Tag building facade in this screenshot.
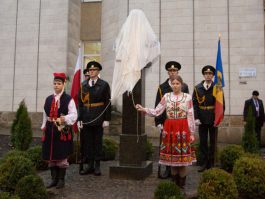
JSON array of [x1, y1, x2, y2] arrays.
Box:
[[0, 0, 265, 143]]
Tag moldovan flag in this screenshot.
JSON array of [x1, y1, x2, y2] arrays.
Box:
[[213, 37, 225, 126], [71, 47, 81, 133]]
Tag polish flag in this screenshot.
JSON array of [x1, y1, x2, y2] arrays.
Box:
[[71, 47, 82, 133]]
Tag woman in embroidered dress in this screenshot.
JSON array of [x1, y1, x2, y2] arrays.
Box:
[[136, 75, 196, 188], [41, 73, 77, 189]]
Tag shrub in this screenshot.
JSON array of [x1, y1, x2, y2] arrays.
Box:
[[242, 106, 259, 153], [146, 139, 154, 160], [27, 146, 48, 170], [13, 102, 32, 151], [220, 145, 244, 173], [0, 156, 35, 191], [102, 138, 118, 161], [0, 150, 28, 164], [0, 192, 20, 199], [233, 156, 265, 198], [154, 181, 184, 199], [10, 100, 27, 147], [198, 168, 238, 199], [15, 175, 48, 199]]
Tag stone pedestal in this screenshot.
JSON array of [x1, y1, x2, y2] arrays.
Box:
[[109, 75, 153, 180]]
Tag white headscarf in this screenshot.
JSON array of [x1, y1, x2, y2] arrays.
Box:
[[111, 9, 160, 104]]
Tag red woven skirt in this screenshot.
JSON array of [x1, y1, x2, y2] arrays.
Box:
[[159, 118, 196, 167]]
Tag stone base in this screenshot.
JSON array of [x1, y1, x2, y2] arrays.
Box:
[[109, 161, 153, 180]]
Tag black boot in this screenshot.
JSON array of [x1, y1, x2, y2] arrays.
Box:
[[179, 176, 186, 189], [56, 168, 66, 189], [46, 166, 58, 188], [80, 160, 95, 175], [171, 174, 180, 186], [198, 163, 208, 172], [94, 160, 101, 176]]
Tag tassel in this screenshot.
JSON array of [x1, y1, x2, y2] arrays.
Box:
[[60, 133, 64, 141], [67, 133, 71, 140], [41, 135, 45, 142]]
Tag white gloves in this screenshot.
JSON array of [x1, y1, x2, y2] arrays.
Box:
[[103, 121, 109, 128], [157, 124, 163, 131], [195, 119, 201, 126], [77, 121, 83, 129]]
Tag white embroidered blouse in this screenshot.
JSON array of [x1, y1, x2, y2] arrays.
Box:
[[145, 92, 196, 133]]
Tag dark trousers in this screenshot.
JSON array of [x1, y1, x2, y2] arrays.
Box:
[[81, 125, 103, 161], [199, 124, 217, 167]]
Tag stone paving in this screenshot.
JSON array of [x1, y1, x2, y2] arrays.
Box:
[[39, 160, 200, 199], [0, 127, 200, 199]]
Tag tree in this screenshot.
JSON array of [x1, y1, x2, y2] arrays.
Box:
[[242, 106, 259, 153], [13, 100, 33, 151]]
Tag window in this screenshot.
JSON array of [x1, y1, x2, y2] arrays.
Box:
[[83, 41, 101, 69]]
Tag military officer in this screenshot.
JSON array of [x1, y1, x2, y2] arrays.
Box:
[[78, 61, 111, 176], [192, 65, 219, 172]]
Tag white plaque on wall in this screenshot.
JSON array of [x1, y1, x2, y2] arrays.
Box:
[[239, 68, 256, 77]]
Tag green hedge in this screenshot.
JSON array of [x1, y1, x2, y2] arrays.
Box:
[[0, 192, 20, 199], [15, 175, 48, 199], [27, 146, 48, 171], [220, 145, 244, 173], [102, 138, 118, 161], [233, 156, 265, 198], [198, 168, 238, 199], [0, 156, 35, 191], [154, 181, 184, 199]]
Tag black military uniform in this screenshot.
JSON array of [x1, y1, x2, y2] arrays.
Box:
[[192, 65, 217, 172], [78, 61, 111, 176], [155, 61, 189, 178]]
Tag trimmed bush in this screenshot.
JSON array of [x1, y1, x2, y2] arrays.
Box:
[[233, 156, 265, 198], [15, 175, 48, 199], [13, 101, 32, 151], [220, 144, 244, 173], [10, 100, 27, 147], [0, 192, 20, 199], [0, 150, 28, 164], [154, 181, 184, 199], [198, 168, 238, 199], [242, 106, 259, 153], [0, 156, 35, 191], [27, 146, 48, 170], [146, 139, 154, 160], [102, 138, 118, 161]]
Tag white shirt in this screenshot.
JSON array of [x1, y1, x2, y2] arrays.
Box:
[[41, 90, 77, 129], [88, 78, 98, 87], [203, 81, 212, 90]]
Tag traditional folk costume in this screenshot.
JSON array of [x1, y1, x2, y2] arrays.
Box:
[[41, 73, 77, 188], [146, 92, 196, 167], [154, 61, 189, 179]]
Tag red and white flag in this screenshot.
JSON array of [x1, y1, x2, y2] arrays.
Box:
[[71, 47, 82, 133]]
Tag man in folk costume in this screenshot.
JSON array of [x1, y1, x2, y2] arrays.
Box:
[[155, 61, 189, 179], [192, 65, 219, 172], [41, 73, 77, 189], [78, 61, 111, 176]]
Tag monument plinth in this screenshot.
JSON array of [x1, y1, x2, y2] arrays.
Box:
[[109, 75, 153, 180]]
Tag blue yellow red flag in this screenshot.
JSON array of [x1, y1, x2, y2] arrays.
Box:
[[213, 36, 225, 126]]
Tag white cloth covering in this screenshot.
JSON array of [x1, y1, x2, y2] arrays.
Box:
[[111, 9, 160, 104]]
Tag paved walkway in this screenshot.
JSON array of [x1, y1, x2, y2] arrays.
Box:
[[0, 127, 200, 199]]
